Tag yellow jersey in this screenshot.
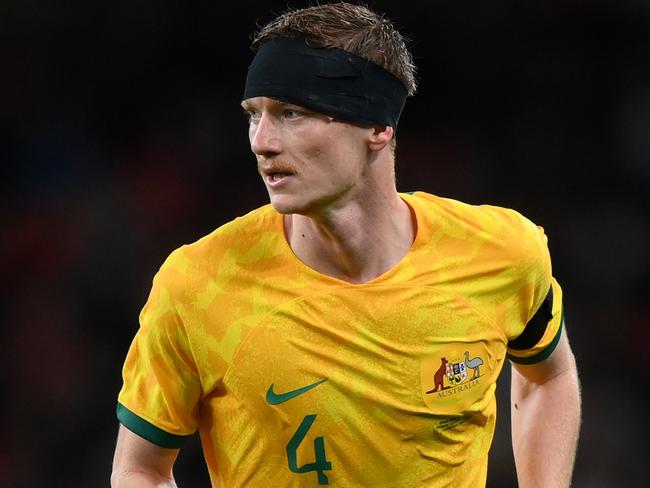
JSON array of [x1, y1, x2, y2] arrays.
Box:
[[117, 191, 563, 487]]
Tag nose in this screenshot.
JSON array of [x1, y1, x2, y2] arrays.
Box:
[[250, 112, 281, 158]]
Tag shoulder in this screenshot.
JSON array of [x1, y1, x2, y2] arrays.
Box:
[[408, 191, 537, 232], [153, 204, 283, 293], [183, 204, 280, 260], [407, 191, 552, 275]]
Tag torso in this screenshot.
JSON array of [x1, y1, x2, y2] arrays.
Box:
[[176, 192, 548, 486]]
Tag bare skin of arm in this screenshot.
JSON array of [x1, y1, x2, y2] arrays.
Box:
[[511, 327, 582, 488], [111, 424, 180, 488]]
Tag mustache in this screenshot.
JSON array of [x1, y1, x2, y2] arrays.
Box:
[[257, 160, 297, 174]]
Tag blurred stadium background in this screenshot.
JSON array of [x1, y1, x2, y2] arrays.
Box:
[[1, 0, 648, 486]]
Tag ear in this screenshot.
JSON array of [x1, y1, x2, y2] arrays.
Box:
[[367, 125, 394, 151]]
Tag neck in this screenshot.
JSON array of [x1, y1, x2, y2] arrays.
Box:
[[285, 188, 415, 284]]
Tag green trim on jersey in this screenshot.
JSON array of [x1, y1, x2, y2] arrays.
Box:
[[507, 317, 563, 365], [116, 403, 192, 449]]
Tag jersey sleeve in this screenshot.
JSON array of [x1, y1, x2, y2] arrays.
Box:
[[505, 222, 564, 365], [506, 276, 564, 364], [117, 248, 201, 448]]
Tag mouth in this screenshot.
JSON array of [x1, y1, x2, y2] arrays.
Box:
[[261, 168, 295, 185], [268, 172, 292, 181]]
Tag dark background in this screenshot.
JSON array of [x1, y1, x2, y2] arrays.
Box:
[[2, 0, 648, 486]]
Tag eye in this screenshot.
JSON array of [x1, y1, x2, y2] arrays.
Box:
[[244, 109, 261, 124], [282, 109, 301, 120]]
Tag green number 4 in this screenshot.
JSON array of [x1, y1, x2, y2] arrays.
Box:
[[286, 414, 332, 485]]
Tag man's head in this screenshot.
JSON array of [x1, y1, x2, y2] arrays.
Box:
[[242, 3, 417, 215]]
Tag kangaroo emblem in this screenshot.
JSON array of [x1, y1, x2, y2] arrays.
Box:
[[426, 357, 450, 393]]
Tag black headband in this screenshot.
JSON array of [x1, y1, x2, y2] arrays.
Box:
[[243, 38, 408, 128]]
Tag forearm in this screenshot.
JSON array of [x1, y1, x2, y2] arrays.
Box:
[[511, 362, 581, 488]]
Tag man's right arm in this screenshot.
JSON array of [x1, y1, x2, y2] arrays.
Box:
[[111, 424, 180, 488]]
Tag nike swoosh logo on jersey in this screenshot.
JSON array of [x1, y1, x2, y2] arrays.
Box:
[[266, 379, 327, 405]]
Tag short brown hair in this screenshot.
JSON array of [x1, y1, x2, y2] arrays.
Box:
[[252, 2, 417, 96]]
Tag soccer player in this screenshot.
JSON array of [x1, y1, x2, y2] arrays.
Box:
[[111, 3, 581, 487]]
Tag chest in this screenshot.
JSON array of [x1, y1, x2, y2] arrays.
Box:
[[215, 285, 507, 418]]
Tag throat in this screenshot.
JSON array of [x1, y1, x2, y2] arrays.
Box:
[[284, 200, 416, 284]]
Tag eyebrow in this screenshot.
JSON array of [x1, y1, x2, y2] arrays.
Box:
[[241, 99, 305, 111]]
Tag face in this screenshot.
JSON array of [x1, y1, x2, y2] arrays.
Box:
[[242, 97, 372, 216]]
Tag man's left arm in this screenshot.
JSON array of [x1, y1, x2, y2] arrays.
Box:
[[510, 325, 581, 488]]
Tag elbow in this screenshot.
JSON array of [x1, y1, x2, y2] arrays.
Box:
[[110, 468, 177, 488], [110, 468, 125, 488]]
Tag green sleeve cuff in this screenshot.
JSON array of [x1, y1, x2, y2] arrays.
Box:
[[116, 403, 193, 449], [507, 317, 563, 365]]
